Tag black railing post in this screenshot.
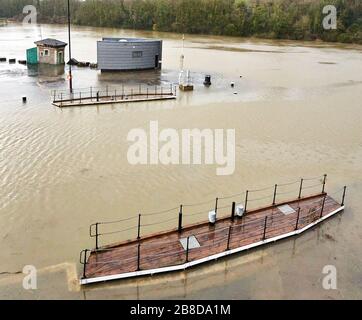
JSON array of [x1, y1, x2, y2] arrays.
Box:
[[322, 174, 327, 194], [147, 88, 149, 98], [295, 207, 301, 230], [96, 91, 99, 102], [214, 197, 219, 214], [82, 249, 88, 279], [320, 194, 327, 218], [341, 186, 347, 206], [244, 190, 249, 213], [185, 236, 190, 262], [226, 226, 232, 251], [95, 223, 99, 250], [106, 85, 108, 97], [298, 178, 304, 199], [178, 205, 183, 233], [139, 84, 141, 95], [263, 216, 268, 240], [231, 202, 236, 221], [137, 242, 141, 271], [272, 184, 278, 205], [137, 214, 141, 240], [79, 92, 81, 103]]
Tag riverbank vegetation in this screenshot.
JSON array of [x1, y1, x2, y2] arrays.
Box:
[[1, 0, 361, 44]]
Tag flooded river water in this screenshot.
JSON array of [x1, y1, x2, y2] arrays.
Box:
[[0, 23, 361, 299]]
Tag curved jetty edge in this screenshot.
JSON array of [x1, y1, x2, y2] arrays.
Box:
[[79, 178, 347, 285]]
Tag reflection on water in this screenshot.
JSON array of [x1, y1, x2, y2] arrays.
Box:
[[0, 23, 361, 299]]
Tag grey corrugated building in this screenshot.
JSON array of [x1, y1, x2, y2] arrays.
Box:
[[97, 37, 162, 72]]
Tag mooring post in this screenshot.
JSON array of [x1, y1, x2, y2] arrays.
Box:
[[320, 194, 327, 218], [272, 184, 278, 205], [95, 222, 99, 250], [178, 205, 183, 233], [226, 226, 232, 251], [137, 214, 141, 240], [263, 216, 268, 240], [322, 174, 327, 194], [231, 202, 236, 221], [185, 236, 190, 262], [298, 178, 304, 199], [295, 207, 301, 230], [341, 186, 347, 206], [214, 197, 219, 214], [137, 242, 141, 271], [244, 190, 249, 213]]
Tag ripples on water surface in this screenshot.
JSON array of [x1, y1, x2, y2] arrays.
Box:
[[0, 23, 362, 299]]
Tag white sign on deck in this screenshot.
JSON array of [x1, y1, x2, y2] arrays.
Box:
[[180, 235, 201, 250], [278, 204, 296, 215]]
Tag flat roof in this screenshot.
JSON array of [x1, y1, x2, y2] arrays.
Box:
[[101, 37, 161, 43]]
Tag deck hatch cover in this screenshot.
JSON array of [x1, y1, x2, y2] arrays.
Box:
[[179, 235, 200, 250], [278, 204, 296, 215]]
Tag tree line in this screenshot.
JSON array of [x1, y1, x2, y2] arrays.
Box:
[[0, 0, 361, 44]]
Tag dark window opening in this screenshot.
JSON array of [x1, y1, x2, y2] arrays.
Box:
[[132, 51, 143, 58]]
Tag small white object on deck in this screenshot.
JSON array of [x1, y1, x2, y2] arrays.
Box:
[[235, 204, 245, 217], [278, 204, 296, 215], [179, 235, 201, 250], [208, 210, 217, 224]]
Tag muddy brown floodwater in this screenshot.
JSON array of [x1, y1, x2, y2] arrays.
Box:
[[0, 23, 361, 299]]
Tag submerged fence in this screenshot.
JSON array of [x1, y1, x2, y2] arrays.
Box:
[[51, 84, 177, 105], [79, 175, 347, 278]]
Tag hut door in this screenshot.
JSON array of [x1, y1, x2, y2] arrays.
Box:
[[58, 51, 63, 64], [155, 55, 159, 68]]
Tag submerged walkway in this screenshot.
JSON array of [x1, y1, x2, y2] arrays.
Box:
[[80, 191, 344, 285]]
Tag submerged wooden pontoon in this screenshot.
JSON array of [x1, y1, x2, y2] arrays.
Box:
[[52, 84, 176, 108], [80, 176, 346, 285]]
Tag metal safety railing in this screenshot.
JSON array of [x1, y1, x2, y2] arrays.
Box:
[[80, 185, 347, 279], [51, 84, 177, 105]]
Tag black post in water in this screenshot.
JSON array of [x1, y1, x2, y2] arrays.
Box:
[[263, 216, 268, 240], [244, 190, 249, 213], [231, 202, 236, 221], [298, 178, 304, 199], [226, 226, 232, 251], [295, 208, 301, 230], [341, 186, 347, 206], [322, 174, 327, 194], [214, 197, 219, 214], [178, 205, 183, 233], [137, 242, 141, 271], [272, 184, 278, 205], [185, 236, 190, 262], [137, 214, 141, 240], [96, 92, 99, 102], [320, 195, 327, 218], [95, 223, 99, 250]]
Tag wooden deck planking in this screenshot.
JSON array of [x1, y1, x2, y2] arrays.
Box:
[[84, 194, 341, 280]]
